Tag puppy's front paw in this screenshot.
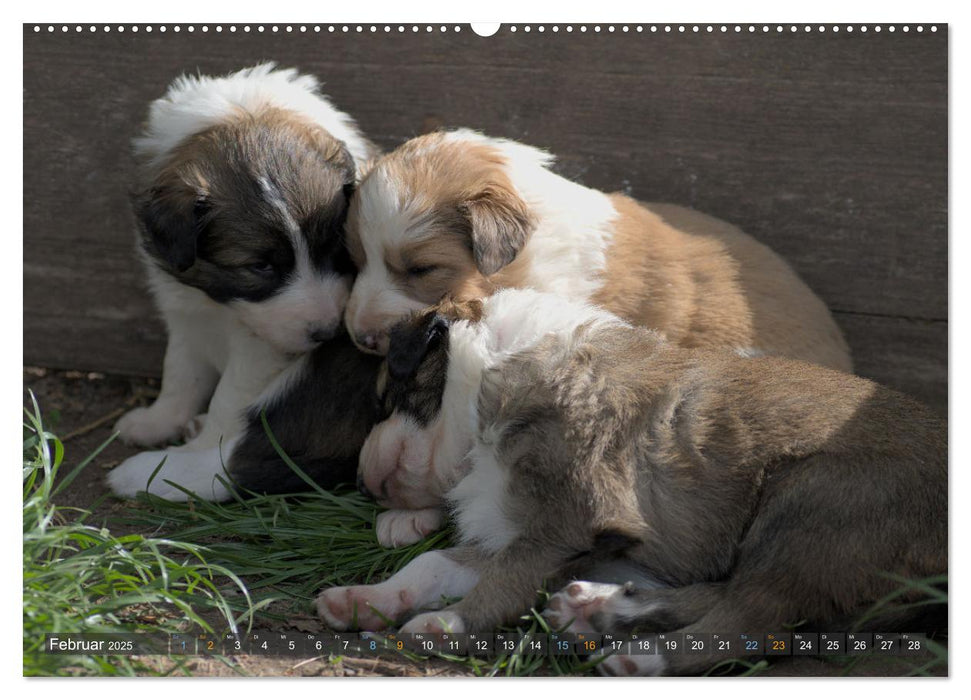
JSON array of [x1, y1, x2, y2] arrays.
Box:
[[316, 585, 408, 631], [399, 610, 466, 635], [544, 581, 625, 633], [106, 446, 231, 502], [376, 508, 445, 548], [115, 406, 187, 447]]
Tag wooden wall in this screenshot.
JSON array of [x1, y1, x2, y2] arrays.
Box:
[[23, 24, 947, 413]]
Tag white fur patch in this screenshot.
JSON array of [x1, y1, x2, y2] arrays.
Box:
[[134, 62, 371, 172], [448, 439, 518, 554], [230, 271, 350, 355], [733, 346, 767, 359], [107, 438, 239, 502]]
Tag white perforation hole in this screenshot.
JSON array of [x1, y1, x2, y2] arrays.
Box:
[[471, 23, 498, 36]]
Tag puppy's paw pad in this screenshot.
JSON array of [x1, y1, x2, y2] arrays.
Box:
[[599, 653, 666, 677], [316, 585, 397, 632], [399, 610, 466, 635], [115, 406, 185, 447], [376, 509, 444, 548], [544, 581, 624, 632]]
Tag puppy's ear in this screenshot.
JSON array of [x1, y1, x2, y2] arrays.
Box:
[[461, 182, 535, 276], [387, 312, 450, 380], [135, 184, 208, 273]]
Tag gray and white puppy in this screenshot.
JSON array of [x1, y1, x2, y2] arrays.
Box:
[[317, 289, 946, 676]]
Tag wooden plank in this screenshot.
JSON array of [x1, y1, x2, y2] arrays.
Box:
[[834, 313, 947, 415], [23, 26, 947, 407]]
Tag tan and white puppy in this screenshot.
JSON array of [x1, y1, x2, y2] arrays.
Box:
[[319, 290, 946, 676], [109, 63, 377, 498], [343, 129, 851, 376]]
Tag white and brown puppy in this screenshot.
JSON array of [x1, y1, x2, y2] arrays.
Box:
[[343, 129, 851, 376], [318, 290, 946, 676], [109, 63, 377, 498]]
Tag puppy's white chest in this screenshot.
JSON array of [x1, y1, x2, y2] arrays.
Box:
[[448, 439, 519, 554]]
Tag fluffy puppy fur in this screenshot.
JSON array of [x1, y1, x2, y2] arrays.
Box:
[[319, 290, 945, 676], [109, 63, 378, 497], [343, 129, 851, 376]]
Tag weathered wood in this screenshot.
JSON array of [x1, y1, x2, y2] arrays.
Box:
[[23, 25, 947, 411]]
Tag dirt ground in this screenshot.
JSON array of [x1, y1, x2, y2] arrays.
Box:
[[23, 367, 946, 678]]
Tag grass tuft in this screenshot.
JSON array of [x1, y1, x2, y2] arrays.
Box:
[[23, 392, 255, 676]]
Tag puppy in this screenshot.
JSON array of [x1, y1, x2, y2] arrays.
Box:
[[343, 129, 851, 379], [318, 290, 945, 676], [109, 63, 378, 497]]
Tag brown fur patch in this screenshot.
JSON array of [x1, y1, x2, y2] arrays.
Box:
[[593, 197, 852, 371]]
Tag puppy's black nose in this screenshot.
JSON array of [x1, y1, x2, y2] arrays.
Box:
[[356, 472, 373, 499]]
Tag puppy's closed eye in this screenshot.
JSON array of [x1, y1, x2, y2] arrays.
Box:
[[247, 261, 276, 276], [406, 264, 438, 277]]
